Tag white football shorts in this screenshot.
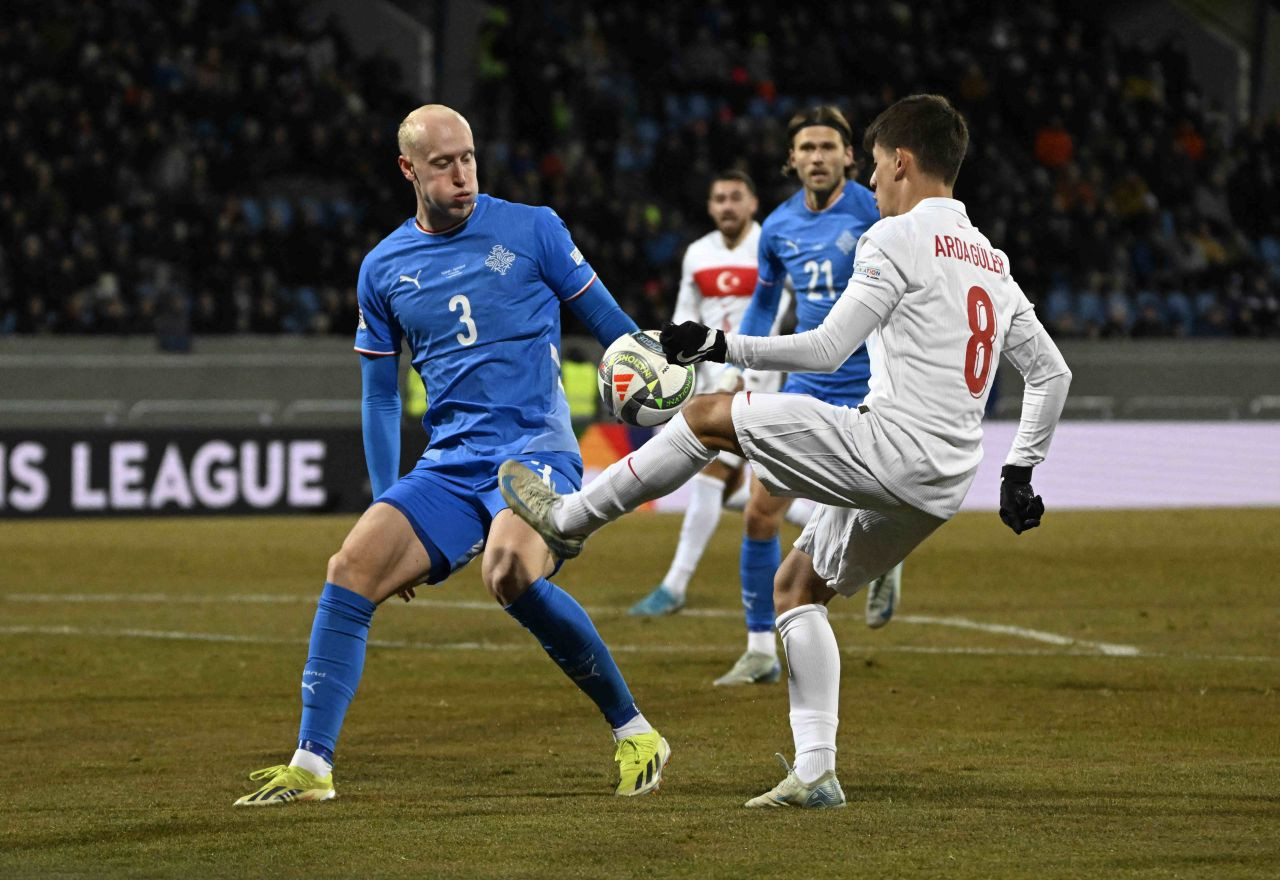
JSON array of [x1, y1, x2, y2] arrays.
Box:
[[730, 390, 944, 595], [695, 365, 782, 469]]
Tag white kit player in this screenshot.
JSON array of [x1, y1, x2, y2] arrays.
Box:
[[629, 170, 812, 618], [498, 94, 1071, 808]]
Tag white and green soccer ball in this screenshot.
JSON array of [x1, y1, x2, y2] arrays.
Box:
[[597, 331, 696, 427]]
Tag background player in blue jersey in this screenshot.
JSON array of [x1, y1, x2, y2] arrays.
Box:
[[234, 105, 669, 806], [712, 106, 905, 687]]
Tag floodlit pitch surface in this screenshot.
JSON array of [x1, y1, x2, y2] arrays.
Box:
[[2, 510, 1277, 879]]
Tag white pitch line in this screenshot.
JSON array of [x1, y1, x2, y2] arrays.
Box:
[[0, 624, 1275, 664], [894, 614, 1141, 657], [3, 591, 1142, 656]]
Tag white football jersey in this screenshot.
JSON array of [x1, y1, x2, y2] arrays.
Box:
[[844, 197, 1044, 515], [672, 223, 762, 332], [673, 221, 787, 393]]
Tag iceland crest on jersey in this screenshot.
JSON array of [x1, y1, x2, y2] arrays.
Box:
[[485, 244, 516, 275], [836, 229, 858, 255]]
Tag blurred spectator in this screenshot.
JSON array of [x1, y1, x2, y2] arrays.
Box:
[[1034, 117, 1074, 169], [0, 0, 413, 338], [0, 0, 1276, 339], [474, 0, 1277, 338]]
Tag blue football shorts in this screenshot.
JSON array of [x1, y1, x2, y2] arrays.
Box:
[[377, 451, 582, 585]]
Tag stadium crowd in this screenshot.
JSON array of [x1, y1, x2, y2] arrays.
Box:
[[1, 0, 1277, 339]]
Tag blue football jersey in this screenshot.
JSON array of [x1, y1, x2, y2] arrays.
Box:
[[758, 183, 880, 404], [355, 194, 597, 464]]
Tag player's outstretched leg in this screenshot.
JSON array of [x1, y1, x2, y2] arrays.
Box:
[[234, 582, 373, 806], [235, 503, 426, 808], [864, 561, 904, 629], [504, 577, 670, 795], [499, 411, 717, 556]]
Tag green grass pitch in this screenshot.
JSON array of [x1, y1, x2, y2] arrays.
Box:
[[2, 509, 1277, 879]]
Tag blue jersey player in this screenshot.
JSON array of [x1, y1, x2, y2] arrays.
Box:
[[712, 107, 906, 687], [234, 105, 670, 806]]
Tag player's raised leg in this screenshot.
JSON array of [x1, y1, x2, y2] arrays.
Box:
[[235, 503, 430, 806], [499, 394, 740, 554], [485, 508, 670, 796], [631, 458, 742, 616]]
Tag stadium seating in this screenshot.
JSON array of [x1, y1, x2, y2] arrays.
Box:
[[0, 0, 1275, 338]]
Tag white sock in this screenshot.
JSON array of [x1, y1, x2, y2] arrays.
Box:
[[723, 479, 749, 512], [747, 628, 777, 657], [554, 413, 716, 534], [784, 497, 816, 527], [612, 710, 654, 741], [290, 747, 332, 777], [661, 473, 726, 600], [795, 748, 835, 782], [777, 604, 840, 784]]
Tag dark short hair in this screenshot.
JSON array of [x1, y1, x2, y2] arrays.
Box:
[[862, 94, 969, 185], [784, 105, 856, 179], [711, 169, 757, 196]]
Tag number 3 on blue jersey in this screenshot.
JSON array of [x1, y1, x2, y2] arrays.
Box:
[[449, 294, 478, 345]]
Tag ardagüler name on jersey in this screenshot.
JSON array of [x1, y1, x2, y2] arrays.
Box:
[[934, 235, 1005, 275]]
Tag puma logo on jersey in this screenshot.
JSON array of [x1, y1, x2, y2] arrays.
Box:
[[398, 270, 422, 289]]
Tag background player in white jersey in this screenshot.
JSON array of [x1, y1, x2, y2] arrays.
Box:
[[498, 94, 1071, 809], [629, 170, 812, 618]]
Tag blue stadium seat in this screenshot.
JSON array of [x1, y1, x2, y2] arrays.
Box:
[[1106, 291, 1134, 330], [1044, 287, 1073, 323], [1135, 289, 1161, 312], [240, 198, 265, 233], [267, 198, 295, 230], [1166, 291, 1193, 335], [1258, 234, 1280, 281], [1076, 291, 1105, 327]]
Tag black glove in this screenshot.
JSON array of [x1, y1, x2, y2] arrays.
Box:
[[659, 321, 727, 365], [999, 464, 1045, 535]]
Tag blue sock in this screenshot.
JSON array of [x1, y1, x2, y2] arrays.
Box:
[[505, 578, 639, 728], [297, 582, 376, 761], [740, 536, 780, 634]]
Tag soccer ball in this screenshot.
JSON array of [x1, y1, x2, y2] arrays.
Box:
[[597, 331, 696, 427]]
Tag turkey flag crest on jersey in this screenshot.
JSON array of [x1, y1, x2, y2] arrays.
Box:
[[673, 222, 761, 333]]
